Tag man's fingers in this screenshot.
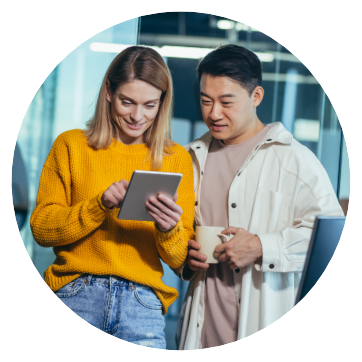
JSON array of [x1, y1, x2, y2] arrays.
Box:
[[188, 239, 200, 250], [189, 258, 209, 271], [219, 251, 231, 263], [189, 249, 207, 262], [221, 226, 239, 235], [214, 243, 226, 254]]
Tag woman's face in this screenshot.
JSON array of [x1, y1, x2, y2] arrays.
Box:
[[106, 79, 162, 145]]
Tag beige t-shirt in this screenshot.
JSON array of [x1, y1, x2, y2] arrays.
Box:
[[200, 126, 269, 348]]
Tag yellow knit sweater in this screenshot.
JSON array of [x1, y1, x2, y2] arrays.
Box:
[[30, 129, 195, 314]]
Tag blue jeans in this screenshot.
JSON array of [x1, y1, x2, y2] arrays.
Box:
[[55, 274, 166, 349]]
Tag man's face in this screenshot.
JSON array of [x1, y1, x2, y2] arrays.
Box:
[[200, 74, 262, 145]]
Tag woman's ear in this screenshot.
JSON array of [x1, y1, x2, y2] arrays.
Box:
[[105, 79, 112, 103]]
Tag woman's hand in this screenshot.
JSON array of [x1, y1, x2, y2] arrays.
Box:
[[146, 193, 183, 232], [101, 180, 129, 209]]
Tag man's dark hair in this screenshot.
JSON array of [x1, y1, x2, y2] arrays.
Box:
[[197, 44, 262, 96]]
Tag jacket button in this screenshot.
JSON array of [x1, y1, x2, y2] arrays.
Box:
[[239, 298, 241, 303], [195, 201, 198, 206], [269, 264, 275, 269], [197, 323, 199, 327], [235, 268, 240, 273], [201, 171, 204, 175], [196, 146, 201, 149], [231, 203, 237, 208], [267, 139, 272, 141]]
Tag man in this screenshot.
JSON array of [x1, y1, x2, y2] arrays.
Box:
[[175, 44, 344, 349]]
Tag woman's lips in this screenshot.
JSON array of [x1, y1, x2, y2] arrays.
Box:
[[125, 121, 143, 130]]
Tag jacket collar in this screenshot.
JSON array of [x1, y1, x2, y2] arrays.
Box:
[[187, 122, 293, 152]]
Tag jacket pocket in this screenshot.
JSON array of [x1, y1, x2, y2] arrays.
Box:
[[249, 188, 292, 234]]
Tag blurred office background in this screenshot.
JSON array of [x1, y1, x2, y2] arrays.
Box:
[[12, 12, 350, 349]]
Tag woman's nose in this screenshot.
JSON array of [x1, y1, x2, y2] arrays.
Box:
[[131, 106, 143, 123]]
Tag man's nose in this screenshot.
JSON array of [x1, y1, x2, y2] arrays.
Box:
[[209, 103, 223, 121], [131, 106, 143, 123]]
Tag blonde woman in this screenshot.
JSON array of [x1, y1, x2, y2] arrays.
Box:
[[30, 46, 195, 349]]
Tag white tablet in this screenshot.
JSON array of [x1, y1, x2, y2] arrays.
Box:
[[117, 170, 183, 222]]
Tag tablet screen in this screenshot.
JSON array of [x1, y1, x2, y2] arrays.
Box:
[[117, 170, 183, 222]]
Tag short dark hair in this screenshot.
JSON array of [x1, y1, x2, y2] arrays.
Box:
[[197, 44, 262, 95]]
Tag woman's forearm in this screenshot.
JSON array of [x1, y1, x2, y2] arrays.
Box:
[[30, 191, 113, 247]]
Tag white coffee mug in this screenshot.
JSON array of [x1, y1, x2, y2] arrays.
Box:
[[195, 226, 232, 264]]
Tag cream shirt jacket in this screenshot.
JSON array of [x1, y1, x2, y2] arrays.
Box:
[[175, 122, 344, 350]]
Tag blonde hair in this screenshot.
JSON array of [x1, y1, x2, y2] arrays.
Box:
[[84, 46, 174, 169]]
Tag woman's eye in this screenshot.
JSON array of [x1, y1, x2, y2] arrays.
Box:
[[145, 104, 155, 109], [122, 101, 132, 106]]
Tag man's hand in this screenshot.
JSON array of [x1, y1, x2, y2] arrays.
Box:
[[214, 227, 262, 269], [186, 239, 209, 271]]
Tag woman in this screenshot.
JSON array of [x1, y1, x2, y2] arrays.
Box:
[[30, 46, 195, 349]]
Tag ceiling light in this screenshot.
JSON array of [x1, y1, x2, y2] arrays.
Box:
[[216, 20, 235, 30], [89, 43, 274, 62], [254, 52, 274, 62], [159, 46, 211, 59]]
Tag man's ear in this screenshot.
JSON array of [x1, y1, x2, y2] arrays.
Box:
[[105, 79, 112, 103], [252, 86, 264, 107]]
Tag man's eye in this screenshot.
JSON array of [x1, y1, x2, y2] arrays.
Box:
[[202, 100, 211, 104]]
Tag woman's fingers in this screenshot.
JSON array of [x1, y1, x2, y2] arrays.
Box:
[[101, 192, 118, 209], [146, 196, 181, 230], [146, 200, 176, 221], [146, 204, 177, 231], [157, 194, 183, 215], [146, 208, 170, 230], [101, 179, 129, 209]]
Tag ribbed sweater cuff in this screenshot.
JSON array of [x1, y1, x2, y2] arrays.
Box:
[[154, 220, 182, 242], [87, 191, 114, 221]]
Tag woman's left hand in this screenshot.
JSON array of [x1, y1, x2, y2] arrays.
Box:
[[146, 193, 183, 232]]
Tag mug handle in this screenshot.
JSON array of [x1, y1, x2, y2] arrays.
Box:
[[216, 233, 232, 243]]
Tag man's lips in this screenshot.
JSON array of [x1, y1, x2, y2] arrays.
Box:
[[210, 123, 227, 131]]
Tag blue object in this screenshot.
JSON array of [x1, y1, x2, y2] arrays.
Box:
[[295, 216, 346, 304]]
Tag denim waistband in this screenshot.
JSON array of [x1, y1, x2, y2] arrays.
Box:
[[82, 274, 135, 287]]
